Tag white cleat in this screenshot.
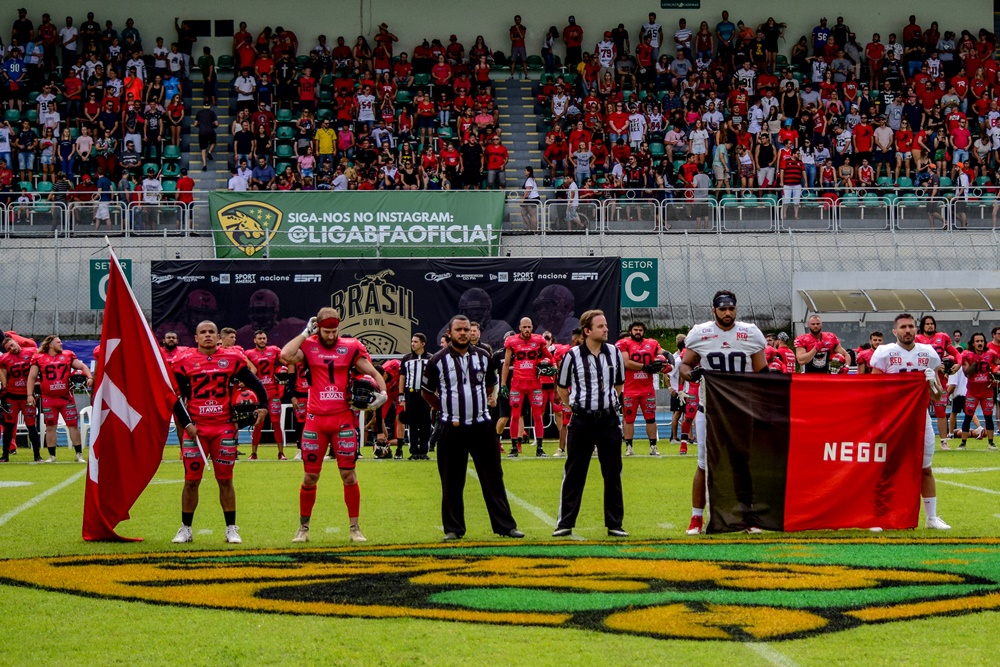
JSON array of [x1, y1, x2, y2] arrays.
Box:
[[171, 525, 193, 543], [75, 453, 85, 463], [869, 527, 884, 533], [745, 526, 763, 534], [624, 445, 634, 457], [349, 525, 367, 542], [649, 444, 660, 457], [324, 453, 335, 461], [225, 525, 243, 544], [46, 456, 56, 463], [292, 525, 310, 543], [293, 451, 303, 461], [926, 516, 951, 530], [552, 448, 566, 457]]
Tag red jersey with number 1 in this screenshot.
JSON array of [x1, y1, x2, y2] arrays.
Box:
[[301, 336, 371, 415], [31, 351, 78, 398], [247, 345, 283, 396], [173, 350, 250, 425], [504, 334, 553, 382], [616, 337, 662, 394]]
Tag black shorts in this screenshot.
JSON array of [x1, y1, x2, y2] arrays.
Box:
[[499, 395, 511, 419], [952, 396, 966, 415], [670, 393, 682, 412], [198, 132, 216, 149]]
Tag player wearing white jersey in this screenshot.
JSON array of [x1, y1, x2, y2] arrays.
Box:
[[678, 291, 767, 535], [869, 313, 951, 530]]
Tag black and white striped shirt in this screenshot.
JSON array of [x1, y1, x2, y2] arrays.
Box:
[[400, 351, 432, 392], [557, 342, 625, 412], [422, 345, 495, 425]]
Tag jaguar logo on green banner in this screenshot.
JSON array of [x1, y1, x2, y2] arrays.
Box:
[[209, 191, 505, 258]]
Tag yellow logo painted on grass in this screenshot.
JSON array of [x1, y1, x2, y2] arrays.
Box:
[[3, 539, 1000, 641], [217, 201, 282, 257]]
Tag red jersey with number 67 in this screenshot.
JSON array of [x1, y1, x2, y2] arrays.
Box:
[[616, 337, 662, 394], [247, 345, 283, 396], [301, 336, 371, 415], [31, 351, 78, 398], [505, 334, 553, 383], [173, 350, 250, 425]]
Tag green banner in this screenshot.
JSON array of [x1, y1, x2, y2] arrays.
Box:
[[209, 191, 504, 258]]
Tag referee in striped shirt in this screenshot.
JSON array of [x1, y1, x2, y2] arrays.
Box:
[[422, 315, 524, 541], [553, 309, 628, 538], [400, 334, 433, 459]]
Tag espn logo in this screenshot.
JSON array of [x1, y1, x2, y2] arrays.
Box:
[[571, 272, 598, 281], [295, 274, 323, 283]]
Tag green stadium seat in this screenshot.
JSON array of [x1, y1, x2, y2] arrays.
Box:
[[896, 176, 913, 189], [649, 143, 665, 157], [296, 56, 309, 68], [28, 91, 40, 104], [217, 55, 234, 71], [4, 109, 20, 123], [876, 176, 894, 188], [317, 89, 334, 104], [69, 128, 80, 140], [274, 161, 293, 174], [841, 193, 859, 206], [161, 163, 181, 178], [975, 176, 992, 187], [719, 193, 738, 206], [276, 109, 294, 124], [17, 181, 33, 192], [35, 181, 54, 194], [436, 127, 454, 140], [320, 74, 334, 88], [562, 73, 577, 85], [274, 145, 295, 159], [395, 90, 412, 106], [24, 110, 38, 123], [276, 126, 294, 141], [526, 55, 545, 71], [413, 73, 431, 87], [741, 193, 758, 206], [316, 108, 333, 120], [163, 144, 182, 161], [161, 179, 178, 193], [776, 55, 789, 68], [862, 193, 881, 207]]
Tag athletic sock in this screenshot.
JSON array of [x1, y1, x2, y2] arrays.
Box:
[[224, 510, 236, 526], [181, 511, 194, 527], [692, 508, 704, 517], [47, 446, 56, 457], [73, 445, 82, 454], [300, 484, 317, 521], [923, 496, 937, 519], [535, 437, 543, 450], [990, 439, 995, 446], [650, 439, 657, 449], [344, 482, 360, 520], [961, 439, 967, 446], [624, 439, 633, 449]]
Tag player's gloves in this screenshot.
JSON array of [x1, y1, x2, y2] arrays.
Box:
[[640, 363, 656, 374], [924, 368, 943, 394], [369, 391, 388, 411], [677, 390, 690, 401], [537, 360, 558, 376], [499, 386, 510, 399], [991, 371, 1000, 384], [688, 367, 704, 383], [942, 358, 955, 374], [302, 317, 318, 337]]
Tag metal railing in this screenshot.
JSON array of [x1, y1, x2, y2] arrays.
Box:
[[2, 187, 997, 238]]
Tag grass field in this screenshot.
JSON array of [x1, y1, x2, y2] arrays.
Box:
[[2, 438, 1000, 666]]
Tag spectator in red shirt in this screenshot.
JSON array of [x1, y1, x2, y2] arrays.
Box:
[[392, 53, 414, 89], [176, 167, 195, 229], [484, 136, 509, 189], [543, 136, 569, 179], [298, 67, 317, 112], [563, 16, 584, 67]]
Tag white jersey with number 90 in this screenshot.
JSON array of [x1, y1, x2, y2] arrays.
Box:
[[684, 320, 767, 404]]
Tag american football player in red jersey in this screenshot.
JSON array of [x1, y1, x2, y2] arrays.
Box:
[[500, 317, 555, 458], [615, 321, 670, 456], [160, 331, 191, 446], [795, 315, 850, 373], [854, 331, 883, 374], [772, 332, 797, 373], [961, 333, 999, 450], [916, 316, 962, 449], [26, 336, 93, 463], [551, 328, 583, 457], [281, 307, 387, 544], [246, 330, 286, 460], [0, 333, 41, 462]]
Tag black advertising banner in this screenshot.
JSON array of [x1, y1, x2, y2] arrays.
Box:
[[150, 258, 620, 353]]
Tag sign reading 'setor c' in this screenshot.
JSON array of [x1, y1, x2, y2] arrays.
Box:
[[620, 259, 658, 308]]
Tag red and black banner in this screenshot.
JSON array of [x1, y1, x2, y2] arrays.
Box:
[[704, 373, 928, 533]]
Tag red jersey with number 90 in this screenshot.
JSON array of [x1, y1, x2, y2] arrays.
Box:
[[173, 350, 249, 425], [505, 334, 554, 382], [247, 345, 283, 396], [301, 336, 371, 415], [31, 351, 77, 398], [616, 337, 662, 394]]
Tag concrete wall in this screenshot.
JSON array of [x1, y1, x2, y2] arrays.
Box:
[[4, 230, 999, 350], [8, 0, 990, 67]]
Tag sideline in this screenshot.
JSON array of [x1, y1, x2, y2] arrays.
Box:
[[0, 469, 87, 528], [937, 479, 1000, 496], [744, 643, 801, 667], [467, 467, 586, 541]]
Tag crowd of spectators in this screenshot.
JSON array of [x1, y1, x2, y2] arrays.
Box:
[[2, 8, 999, 208]]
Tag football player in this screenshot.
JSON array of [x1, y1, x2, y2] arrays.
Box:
[[0, 334, 41, 462], [235, 289, 307, 349], [679, 291, 767, 536], [550, 328, 582, 457], [855, 331, 883, 374], [870, 313, 951, 529], [171, 321, 268, 544], [26, 336, 93, 463], [501, 317, 555, 458], [916, 316, 962, 450], [281, 307, 387, 544], [772, 332, 797, 373], [246, 330, 286, 460], [160, 331, 191, 446], [616, 321, 670, 456], [961, 333, 999, 451], [794, 315, 850, 374]]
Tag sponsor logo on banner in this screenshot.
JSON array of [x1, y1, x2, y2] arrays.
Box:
[[571, 272, 599, 281], [456, 274, 483, 280], [235, 274, 256, 284], [497, 272, 509, 282], [219, 274, 231, 284], [294, 274, 322, 283], [177, 276, 205, 283], [150, 274, 174, 285], [6, 541, 1000, 642], [513, 272, 533, 282], [259, 275, 290, 282], [537, 273, 568, 280], [424, 273, 452, 282], [216, 201, 283, 257], [330, 269, 418, 355]]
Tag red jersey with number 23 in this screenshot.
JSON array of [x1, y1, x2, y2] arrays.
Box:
[[301, 336, 371, 415], [505, 334, 553, 383], [173, 350, 250, 425], [616, 337, 662, 394], [31, 351, 78, 398]]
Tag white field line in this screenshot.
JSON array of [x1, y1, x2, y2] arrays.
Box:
[[0, 469, 86, 527], [467, 467, 585, 541], [937, 479, 1000, 495], [744, 643, 801, 667]]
